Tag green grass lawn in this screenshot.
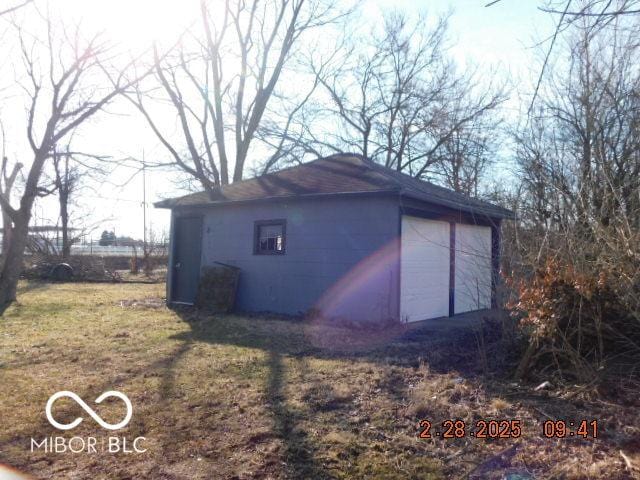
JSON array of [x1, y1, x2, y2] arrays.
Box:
[[0, 282, 637, 479]]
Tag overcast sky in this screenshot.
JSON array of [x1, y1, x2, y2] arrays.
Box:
[[2, 0, 555, 240]]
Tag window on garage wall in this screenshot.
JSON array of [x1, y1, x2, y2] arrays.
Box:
[[254, 220, 286, 254]]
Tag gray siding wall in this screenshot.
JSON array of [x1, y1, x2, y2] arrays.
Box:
[[196, 195, 400, 323], [166, 209, 175, 302]]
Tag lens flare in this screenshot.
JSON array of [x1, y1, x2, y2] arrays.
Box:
[[305, 238, 407, 351]]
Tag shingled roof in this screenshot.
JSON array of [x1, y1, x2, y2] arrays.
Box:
[[155, 153, 514, 219]]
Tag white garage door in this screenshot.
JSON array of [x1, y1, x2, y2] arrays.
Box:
[[455, 224, 492, 314], [400, 216, 450, 322]]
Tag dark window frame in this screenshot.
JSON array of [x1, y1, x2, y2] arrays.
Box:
[[253, 219, 286, 255]]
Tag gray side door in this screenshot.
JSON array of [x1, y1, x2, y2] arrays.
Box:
[[171, 216, 203, 304]]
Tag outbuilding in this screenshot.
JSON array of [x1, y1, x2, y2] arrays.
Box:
[[156, 154, 513, 324]]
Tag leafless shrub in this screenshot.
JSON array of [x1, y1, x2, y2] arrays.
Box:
[[508, 256, 640, 382], [507, 16, 640, 383]]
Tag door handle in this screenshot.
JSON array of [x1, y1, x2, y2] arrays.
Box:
[[175, 262, 181, 269]]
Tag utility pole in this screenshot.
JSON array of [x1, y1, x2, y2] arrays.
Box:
[[142, 150, 147, 255]]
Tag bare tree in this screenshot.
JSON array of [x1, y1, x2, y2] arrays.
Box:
[[128, 0, 351, 195], [516, 20, 640, 232], [487, 0, 640, 21], [0, 125, 22, 264], [0, 1, 32, 257], [506, 1, 639, 114], [0, 14, 137, 312], [307, 12, 506, 192], [51, 147, 80, 259], [0, 159, 21, 260], [508, 16, 640, 378], [540, 0, 640, 22], [433, 115, 499, 197]]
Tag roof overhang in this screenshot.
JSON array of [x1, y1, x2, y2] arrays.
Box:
[[400, 191, 515, 221], [154, 189, 399, 209], [156, 188, 515, 222]]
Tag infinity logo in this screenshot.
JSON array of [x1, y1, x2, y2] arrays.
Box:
[[45, 391, 133, 431]]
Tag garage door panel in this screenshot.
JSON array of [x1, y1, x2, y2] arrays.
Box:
[[454, 224, 492, 314], [400, 216, 450, 322]]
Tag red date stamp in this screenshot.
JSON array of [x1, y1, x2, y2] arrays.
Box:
[[418, 419, 522, 439]]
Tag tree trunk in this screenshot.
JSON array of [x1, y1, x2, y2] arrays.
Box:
[[0, 160, 22, 270], [60, 194, 69, 259], [0, 215, 29, 314], [53, 150, 72, 260], [0, 150, 43, 314], [1, 210, 11, 267]]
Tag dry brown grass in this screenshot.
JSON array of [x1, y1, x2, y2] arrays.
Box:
[[0, 281, 638, 479]]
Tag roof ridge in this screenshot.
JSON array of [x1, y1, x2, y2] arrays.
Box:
[[365, 159, 456, 193], [209, 152, 368, 190], [365, 159, 508, 212], [362, 159, 464, 203]]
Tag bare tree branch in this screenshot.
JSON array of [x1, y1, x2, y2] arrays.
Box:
[[0, 0, 32, 16], [132, 0, 353, 194]]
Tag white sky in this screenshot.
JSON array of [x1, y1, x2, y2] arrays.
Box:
[[2, 0, 555, 239]]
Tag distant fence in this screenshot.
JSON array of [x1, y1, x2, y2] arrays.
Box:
[[0, 235, 168, 258], [70, 245, 168, 257]]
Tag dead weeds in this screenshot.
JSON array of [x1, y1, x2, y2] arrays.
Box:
[[119, 297, 165, 309]]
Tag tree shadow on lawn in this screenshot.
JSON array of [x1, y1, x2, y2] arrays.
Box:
[[1, 306, 338, 478], [168, 308, 499, 374], [167, 311, 425, 479], [171, 309, 343, 478], [263, 350, 333, 479], [167, 309, 619, 478], [166, 312, 468, 474], [146, 337, 328, 479]]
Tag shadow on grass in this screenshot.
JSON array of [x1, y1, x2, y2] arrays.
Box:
[[189, 310, 335, 475], [168, 308, 495, 373], [265, 350, 333, 479], [166, 309, 606, 475], [164, 310, 493, 478]]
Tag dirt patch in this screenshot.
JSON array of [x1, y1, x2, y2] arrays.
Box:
[[119, 297, 166, 309]]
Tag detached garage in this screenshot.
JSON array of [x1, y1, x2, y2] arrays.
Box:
[[157, 154, 513, 324]]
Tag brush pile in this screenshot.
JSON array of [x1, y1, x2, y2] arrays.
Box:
[[507, 251, 640, 383]]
